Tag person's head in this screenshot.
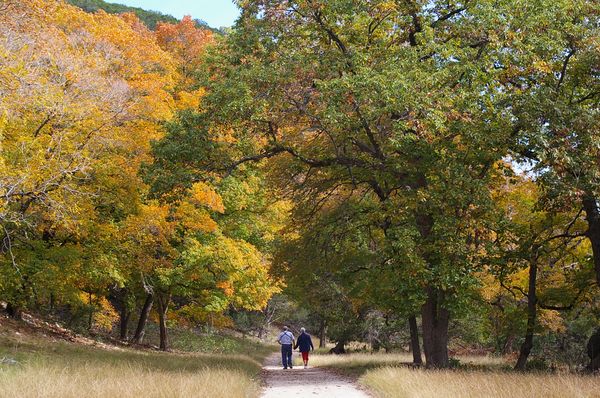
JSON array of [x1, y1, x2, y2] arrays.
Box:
[[283, 325, 288, 331], [300, 327, 306, 333]]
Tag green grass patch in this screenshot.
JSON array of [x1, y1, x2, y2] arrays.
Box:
[[169, 327, 276, 362]]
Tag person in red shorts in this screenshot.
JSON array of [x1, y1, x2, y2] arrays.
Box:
[[294, 327, 314, 369]]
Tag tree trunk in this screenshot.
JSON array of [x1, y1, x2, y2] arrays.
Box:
[[409, 314, 423, 365], [108, 288, 131, 341], [132, 292, 153, 344], [515, 258, 538, 370], [119, 306, 131, 341], [586, 328, 600, 371], [421, 287, 449, 368], [329, 340, 346, 354], [87, 293, 94, 331], [502, 334, 515, 355], [6, 302, 22, 320], [156, 293, 170, 351], [319, 318, 327, 348], [581, 196, 600, 370], [583, 196, 600, 284]]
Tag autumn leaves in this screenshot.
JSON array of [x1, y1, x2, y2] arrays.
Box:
[[0, 0, 280, 349]]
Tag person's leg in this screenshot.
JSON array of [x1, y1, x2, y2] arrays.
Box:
[[302, 351, 309, 367], [288, 345, 293, 369], [281, 346, 287, 368]]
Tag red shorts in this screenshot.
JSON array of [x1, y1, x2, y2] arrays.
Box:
[[301, 351, 309, 361]]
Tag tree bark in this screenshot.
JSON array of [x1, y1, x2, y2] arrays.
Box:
[[586, 328, 600, 372], [583, 196, 600, 284], [319, 318, 327, 348], [5, 302, 22, 320], [409, 314, 423, 365], [421, 287, 449, 368], [329, 340, 346, 354], [515, 258, 537, 370], [581, 196, 600, 370], [119, 306, 131, 341], [108, 288, 131, 341], [87, 292, 94, 331], [132, 292, 153, 344], [156, 292, 170, 351]]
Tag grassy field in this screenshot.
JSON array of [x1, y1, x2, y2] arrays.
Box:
[[0, 318, 275, 398], [307, 352, 600, 398], [361, 367, 600, 398]]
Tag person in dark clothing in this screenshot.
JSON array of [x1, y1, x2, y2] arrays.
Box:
[[294, 327, 314, 368]]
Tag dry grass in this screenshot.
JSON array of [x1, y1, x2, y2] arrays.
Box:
[[361, 367, 600, 398], [310, 352, 599, 397], [0, 320, 268, 398], [0, 361, 259, 398], [307, 352, 414, 368], [305, 352, 508, 375]]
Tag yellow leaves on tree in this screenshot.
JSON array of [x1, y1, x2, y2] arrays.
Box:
[[77, 292, 120, 332], [173, 201, 218, 233], [121, 203, 177, 273], [181, 233, 280, 314], [189, 182, 225, 213], [0, 0, 176, 231]]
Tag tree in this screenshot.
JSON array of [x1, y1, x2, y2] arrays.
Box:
[[506, 0, 600, 369], [156, 16, 214, 87], [0, 0, 176, 319], [180, 0, 525, 367], [488, 177, 595, 369]]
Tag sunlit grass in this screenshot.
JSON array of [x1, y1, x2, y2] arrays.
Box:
[[0, 326, 269, 398], [361, 367, 600, 398], [306, 352, 599, 398], [0, 360, 259, 398], [306, 352, 413, 368], [305, 351, 509, 372]]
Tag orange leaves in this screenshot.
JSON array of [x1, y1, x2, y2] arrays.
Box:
[[216, 280, 234, 297], [189, 182, 225, 213], [156, 15, 214, 89]]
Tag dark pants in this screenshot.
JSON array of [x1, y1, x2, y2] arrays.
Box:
[[281, 344, 293, 368]]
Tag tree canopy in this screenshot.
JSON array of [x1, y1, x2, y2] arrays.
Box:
[[1, 0, 599, 371]]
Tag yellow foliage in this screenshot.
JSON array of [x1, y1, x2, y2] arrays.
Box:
[[538, 309, 566, 334], [174, 201, 218, 233], [175, 88, 205, 110], [77, 292, 119, 332], [0, 0, 177, 233], [189, 182, 225, 213]]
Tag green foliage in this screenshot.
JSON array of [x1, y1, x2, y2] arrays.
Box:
[[67, 0, 222, 31], [67, 0, 177, 29]]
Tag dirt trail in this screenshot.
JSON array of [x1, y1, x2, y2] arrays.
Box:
[[261, 352, 370, 398]]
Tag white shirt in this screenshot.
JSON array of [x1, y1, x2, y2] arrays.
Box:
[[278, 331, 294, 345]]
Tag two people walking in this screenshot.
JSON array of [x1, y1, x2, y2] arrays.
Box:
[[277, 326, 314, 369]]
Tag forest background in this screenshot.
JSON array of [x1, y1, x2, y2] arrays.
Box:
[[0, 0, 599, 373]]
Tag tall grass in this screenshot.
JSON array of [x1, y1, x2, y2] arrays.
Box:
[[308, 352, 599, 398], [361, 367, 600, 398], [306, 352, 509, 373], [0, 325, 269, 398], [0, 360, 258, 398]]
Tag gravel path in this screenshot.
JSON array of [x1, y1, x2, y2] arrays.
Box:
[[261, 352, 371, 398]]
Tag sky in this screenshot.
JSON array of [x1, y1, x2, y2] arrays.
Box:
[[115, 0, 240, 28]]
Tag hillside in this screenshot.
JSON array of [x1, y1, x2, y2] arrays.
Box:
[[66, 0, 219, 31], [0, 311, 274, 397]]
